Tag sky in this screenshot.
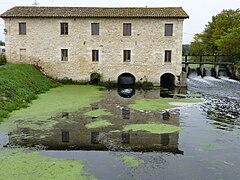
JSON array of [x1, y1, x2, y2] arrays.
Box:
[[0, 0, 239, 44]]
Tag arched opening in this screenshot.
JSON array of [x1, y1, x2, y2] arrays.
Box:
[[160, 73, 175, 87], [118, 73, 136, 85]]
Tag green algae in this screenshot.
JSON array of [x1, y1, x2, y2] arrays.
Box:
[[85, 119, 113, 129], [171, 94, 202, 98], [84, 109, 112, 117], [166, 98, 203, 103], [198, 142, 220, 151], [128, 98, 202, 111], [123, 123, 180, 134], [110, 130, 121, 133], [128, 99, 177, 111], [0, 85, 104, 133], [0, 148, 96, 180], [117, 155, 144, 168]]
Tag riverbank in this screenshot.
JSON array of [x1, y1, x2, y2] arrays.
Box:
[[0, 64, 59, 122]]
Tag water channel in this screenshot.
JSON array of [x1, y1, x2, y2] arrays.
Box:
[[0, 74, 240, 179]]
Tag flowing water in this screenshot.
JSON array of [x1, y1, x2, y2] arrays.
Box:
[[1, 74, 240, 179]]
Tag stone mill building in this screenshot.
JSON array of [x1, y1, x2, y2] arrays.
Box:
[[1, 6, 189, 86]]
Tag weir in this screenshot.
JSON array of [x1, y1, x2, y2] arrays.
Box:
[[182, 54, 237, 78]]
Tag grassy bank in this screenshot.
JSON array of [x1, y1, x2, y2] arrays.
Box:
[[0, 64, 59, 121]]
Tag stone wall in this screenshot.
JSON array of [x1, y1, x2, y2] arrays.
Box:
[[4, 17, 184, 85]]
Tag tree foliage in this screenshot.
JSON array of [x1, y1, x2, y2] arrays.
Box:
[[190, 9, 240, 57], [0, 41, 5, 46]]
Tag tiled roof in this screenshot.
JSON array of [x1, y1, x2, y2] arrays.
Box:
[[0, 6, 189, 18]]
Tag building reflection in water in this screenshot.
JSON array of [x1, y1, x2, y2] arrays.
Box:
[[8, 88, 183, 154]]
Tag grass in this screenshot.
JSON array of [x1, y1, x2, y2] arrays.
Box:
[[123, 123, 180, 134], [85, 119, 113, 129], [0, 148, 96, 180], [84, 109, 112, 117], [117, 155, 144, 168], [0, 64, 59, 122]]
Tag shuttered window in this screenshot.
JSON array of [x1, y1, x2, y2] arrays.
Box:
[[61, 49, 68, 61], [91, 23, 99, 35], [165, 24, 173, 36], [123, 23, 131, 36], [92, 50, 99, 62], [19, 22, 26, 35], [165, 50, 172, 62], [60, 23, 68, 35], [123, 50, 131, 62]]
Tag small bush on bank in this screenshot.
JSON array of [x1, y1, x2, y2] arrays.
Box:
[[0, 55, 6, 65]]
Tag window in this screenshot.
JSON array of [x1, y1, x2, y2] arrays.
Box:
[[19, 23, 26, 35], [92, 50, 99, 62], [121, 133, 130, 143], [62, 131, 70, 143], [161, 134, 169, 146], [91, 23, 99, 35], [165, 50, 172, 63], [61, 49, 68, 61], [122, 108, 130, 120], [60, 23, 68, 35], [165, 24, 173, 36], [91, 132, 99, 144], [20, 49, 26, 61], [91, 104, 99, 110], [123, 50, 131, 62], [123, 23, 131, 36], [162, 111, 170, 121]]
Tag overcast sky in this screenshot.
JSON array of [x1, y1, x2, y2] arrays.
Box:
[[0, 0, 239, 44]]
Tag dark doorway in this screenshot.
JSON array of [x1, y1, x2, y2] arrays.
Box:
[[118, 73, 135, 85], [160, 73, 175, 87]]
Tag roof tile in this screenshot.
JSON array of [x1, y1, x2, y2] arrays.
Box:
[[0, 6, 189, 18]]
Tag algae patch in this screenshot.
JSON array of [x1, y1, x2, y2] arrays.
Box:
[[84, 109, 112, 117], [128, 99, 177, 111], [85, 119, 113, 129], [0, 148, 96, 180], [117, 155, 144, 168], [0, 85, 105, 133], [166, 98, 203, 103], [198, 142, 220, 151], [128, 98, 202, 111], [123, 123, 180, 134]]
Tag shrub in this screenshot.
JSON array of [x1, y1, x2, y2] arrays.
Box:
[[90, 72, 101, 84], [0, 55, 6, 65]]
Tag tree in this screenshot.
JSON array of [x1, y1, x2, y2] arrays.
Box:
[[190, 34, 206, 55], [215, 27, 240, 56], [190, 9, 240, 56], [182, 44, 191, 55], [0, 41, 5, 46]]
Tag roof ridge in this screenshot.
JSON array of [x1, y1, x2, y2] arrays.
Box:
[[1, 6, 189, 19]]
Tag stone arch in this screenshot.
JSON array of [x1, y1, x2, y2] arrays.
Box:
[[118, 73, 136, 85], [160, 73, 175, 87]]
